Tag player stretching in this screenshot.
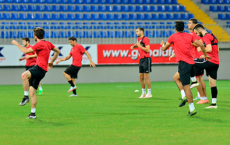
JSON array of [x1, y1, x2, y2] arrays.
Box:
[[161, 21, 209, 116], [18, 37, 44, 99], [12, 27, 60, 119], [130, 27, 152, 98], [56, 37, 96, 97], [193, 24, 219, 109]]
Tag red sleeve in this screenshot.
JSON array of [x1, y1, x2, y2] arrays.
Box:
[[80, 45, 86, 54], [69, 48, 72, 56], [48, 42, 55, 50], [143, 37, 150, 46], [202, 36, 211, 45], [31, 43, 40, 52], [167, 35, 174, 44]]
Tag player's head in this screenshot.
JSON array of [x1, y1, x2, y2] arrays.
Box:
[[175, 21, 184, 32], [68, 36, 77, 47], [188, 18, 198, 30], [33, 27, 44, 41], [193, 24, 205, 37], [22, 37, 30, 47], [136, 27, 144, 37]]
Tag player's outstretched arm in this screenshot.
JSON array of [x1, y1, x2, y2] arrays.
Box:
[[11, 40, 34, 54], [169, 53, 175, 61], [161, 41, 171, 51], [84, 51, 96, 67], [56, 54, 71, 65], [48, 47, 60, 69]]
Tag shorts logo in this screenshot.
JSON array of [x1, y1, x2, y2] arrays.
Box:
[[0, 47, 6, 62], [51, 47, 63, 56]]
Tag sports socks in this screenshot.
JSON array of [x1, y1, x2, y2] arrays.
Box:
[[197, 92, 200, 98], [142, 88, 145, 95], [180, 90, 186, 99], [39, 86, 43, 90], [147, 89, 151, 95], [24, 91, 29, 98], [68, 80, 75, 87], [31, 108, 36, 113], [211, 87, 217, 105], [189, 103, 195, 112], [191, 77, 197, 82]]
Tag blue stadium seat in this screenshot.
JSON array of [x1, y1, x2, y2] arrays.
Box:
[[44, 31, 49, 38], [217, 0, 224, 3], [114, 0, 121, 4], [152, 14, 159, 20], [114, 14, 122, 20], [209, 0, 216, 4], [3, 13, 10, 20], [12, 0, 20, 3], [60, 0, 68, 3], [27, 13, 35, 20], [52, 0, 60, 3], [68, 0, 75, 3], [99, 13, 106, 20], [68, 31, 75, 37], [45, 0, 52, 3], [1, 22, 9, 29], [84, 0, 90, 4], [60, 5, 67, 11], [122, 13, 129, 20], [113, 5, 121, 12], [75, 5, 83, 11], [144, 14, 151, 20], [181, 13, 188, 20], [29, 0, 36, 3], [44, 5, 52, 11], [180, 6, 186, 12], [166, 13, 174, 20], [172, 5, 180, 12], [136, 0, 143, 4], [188, 13, 194, 19], [75, 14, 83, 20], [106, 0, 113, 4], [225, 6, 230, 11], [0, 5, 3, 11], [137, 22, 144, 28], [12, 5, 19, 11], [91, 5, 98, 12], [98, 0, 106, 4], [93, 31, 99, 38], [67, 5, 75, 11], [129, 22, 136, 29], [60, 22, 67, 29], [100, 31, 107, 38], [83, 13, 90, 20], [76, 31, 83, 38], [43, 22, 50, 29], [91, 0, 98, 4], [128, 0, 135, 4], [115, 31, 122, 38], [107, 31, 114, 38], [97, 22, 105, 29], [35, 22, 42, 27], [68, 13, 75, 20], [75, 0, 83, 3], [83, 5, 90, 12], [4, 5, 11, 11], [150, 6, 157, 12], [11, 13, 19, 20], [20, 13, 27, 20], [129, 13, 136, 20], [52, 5, 59, 11], [91, 13, 99, 20], [37, 0, 45, 3], [158, 6, 165, 12], [51, 31, 60, 38], [60, 14, 67, 20], [52, 13, 59, 20], [123, 31, 131, 38], [137, 14, 144, 20], [136, 6, 143, 12], [143, 6, 150, 12], [18, 31, 26, 38], [44, 13, 51, 20], [36, 5, 43, 11], [128, 5, 135, 12], [217, 6, 224, 11], [145, 30, 152, 37], [67, 22, 75, 29], [166, 22, 174, 29], [159, 13, 166, 20], [10, 22, 18, 29], [165, 6, 173, 12], [0, 31, 9, 38], [173, 13, 180, 20], [201, 0, 209, 3], [107, 14, 114, 20], [50, 22, 59, 29], [10, 31, 17, 38], [83, 22, 91, 29], [210, 6, 217, 12], [121, 5, 128, 12], [19, 22, 26, 29], [143, 0, 151, 4], [85, 31, 92, 38], [226, 14, 230, 20], [106, 5, 113, 12], [115, 22, 121, 29], [91, 22, 98, 29], [28, 5, 36, 11], [218, 14, 225, 20], [224, 0, 230, 4], [98, 5, 106, 11]]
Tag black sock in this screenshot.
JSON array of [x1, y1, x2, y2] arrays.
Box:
[[73, 89, 77, 95], [30, 113, 35, 116], [211, 87, 217, 99], [68, 80, 75, 87], [24, 95, 29, 98]]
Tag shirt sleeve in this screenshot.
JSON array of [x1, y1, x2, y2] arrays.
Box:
[[202, 35, 211, 45], [80, 45, 86, 54], [167, 35, 174, 44], [31, 43, 40, 52], [48, 42, 55, 50], [69, 48, 72, 56], [143, 37, 150, 46]]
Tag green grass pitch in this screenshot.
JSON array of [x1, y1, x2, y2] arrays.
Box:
[[0, 81, 230, 145]]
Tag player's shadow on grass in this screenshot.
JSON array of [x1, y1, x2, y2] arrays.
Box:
[[192, 116, 225, 123], [28, 119, 67, 126]]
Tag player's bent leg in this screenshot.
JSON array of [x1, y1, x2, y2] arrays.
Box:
[[19, 71, 31, 106], [144, 73, 152, 98], [27, 86, 37, 119], [174, 72, 185, 100], [139, 73, 145, 98], [63, 72, 76, 92], [196, 76, 209, 104], [69, 78, 77, 97], [205, 76, 218, 109], [63, 72, 71, 81]]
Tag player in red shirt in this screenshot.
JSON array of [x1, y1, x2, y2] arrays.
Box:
[[11, 27, 60, 119], [18, 37, 44, 97], [161, 21, 209, 116], [130, 27, 152, 98], [56, 37, 96, 97], [193, 24, 219, 109]]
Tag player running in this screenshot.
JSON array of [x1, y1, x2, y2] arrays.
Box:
[[18, 37, 44, 98], [161, 21, 209, 116], [56, 37, 96, 97], [130, 27, 152, 98], [193, 24, 219, 109], [12, 27, 60, 119]]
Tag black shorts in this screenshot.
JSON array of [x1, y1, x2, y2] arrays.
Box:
[[28, 65, 46, 90], [25, 65, 35, 71], [139, 57, 152, 73], [64, 65, 81, 78], [194, 59, 205, 77], [194, 61, 219, 80], [178, 61, 194, 86]]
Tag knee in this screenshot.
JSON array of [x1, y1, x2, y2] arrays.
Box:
[[144, 75, 149, 80], [173, 75, 178, 81], [139, 75, 144, 80], [29, 91, 35, 97], [21, 73, 27, 80]]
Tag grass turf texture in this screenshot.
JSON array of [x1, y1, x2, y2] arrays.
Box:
[[0, 81, 230, 145]]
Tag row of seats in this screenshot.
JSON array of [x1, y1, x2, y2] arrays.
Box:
[[0, 5, 186, 12], [227, 22, 230, 27], [218, 14, 230, 20], [209, 6, 230, 12], [0, 13, 194, 20], [201, 0, 230, 4], [1, 30, 181, 38], [0, 0, 178, 4]]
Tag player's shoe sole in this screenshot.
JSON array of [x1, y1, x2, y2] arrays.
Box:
[[187, 110, 197, 116], [196, 99, 209, 104], [179, 98, 187, 107], [69, 94, 77, 97], [67, 86, 77, 92], [19, 98, 29, 106], [139, 94, 145, 98], [205, 104, 217, 109], [190, 82, 199, 89], [144, 94, 152, 98], [27, 114, 36, 119]]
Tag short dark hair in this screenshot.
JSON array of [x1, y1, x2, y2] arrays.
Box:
[[68, 36, 77, 41], [175, 20, 184, 32], [189, 18, 198, 24], [193, 24, 205, 31], [22, 37, 30, 43], [138, 27, 144, 33], [33, 27, 44, 39]]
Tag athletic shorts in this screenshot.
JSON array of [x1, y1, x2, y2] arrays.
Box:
[[64, 65, 81, 78], [28, 65, 46, 90], [139, 57, 152, 73], [178, 61, 194, 86], [25, 65, 35, 71], [194, 60, 219, 80], [194, 59, 205, 77]]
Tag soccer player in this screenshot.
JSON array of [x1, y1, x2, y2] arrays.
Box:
[[130, 27, 152, 98], [11, 27, 60, 119], [56, 37, 96, 97], [19, 37, 44, 97], [193, 24, 219, 109], [161, 21, 209, 116]]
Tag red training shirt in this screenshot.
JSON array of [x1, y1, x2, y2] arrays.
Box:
[[25, 44, 37, 66], [190, 31, 202, 59], [168, 32, 198, 64], [137, 36, 150, 59], [202, 33, 219, 65], [31, 40, 55, 71], [69, 43, 86, 67]]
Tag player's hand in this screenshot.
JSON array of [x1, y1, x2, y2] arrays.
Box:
[[205, 55, 211, 60], [160, 40, 166, 46], [19, 57, 25, 61], [11, 40, 19, 46], [169, 56, 173, 61], [90, 62, 96, 68], [199, 55, 205, 59], [130, 46, 134, 50], [56, 60, 60, 65], [197, 47, 201, 52], [136, 42, 141, 48], [48, 62, 53, 70], [24, 55, 30, 59]]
